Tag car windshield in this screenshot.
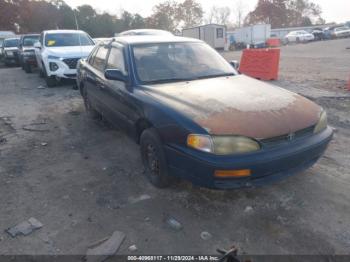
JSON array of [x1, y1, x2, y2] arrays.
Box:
[[4, 39, 19, 47], [132, 42, 236, 84], [45, 33, 94, 47], [23, 35, 39, 47]]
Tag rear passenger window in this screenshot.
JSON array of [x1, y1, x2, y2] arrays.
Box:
[[92, 46, 108, 72], [106, 47, 126, 74]]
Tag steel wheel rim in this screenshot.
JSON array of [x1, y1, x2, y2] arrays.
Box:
[[145, 143, 160, 177]]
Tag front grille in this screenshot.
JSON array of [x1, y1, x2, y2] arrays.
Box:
[[260, 125, 315, 148], [63, 58, 80, 69]]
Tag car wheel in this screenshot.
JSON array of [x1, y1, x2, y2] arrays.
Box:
[[42, 64, 57, 87], [39, 68, 45, 78], [140, 128, 173, 188], [24, 63, 32, 73], [45, 75, 57, 87], [82, 89, 101, 119]]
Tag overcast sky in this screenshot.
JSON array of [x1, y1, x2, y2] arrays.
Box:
[[64, 0, 349, 24]]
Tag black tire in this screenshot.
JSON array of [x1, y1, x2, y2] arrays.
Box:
[[24, 63, 32, 73], [42, 63, 57, 87], [39, 68, 45, 78], [140, 128, 173, 188], [46, 75, 57, 87], [82, 89, 101, 119]]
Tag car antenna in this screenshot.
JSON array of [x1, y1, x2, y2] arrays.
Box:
[[74, 9, 83, 57]]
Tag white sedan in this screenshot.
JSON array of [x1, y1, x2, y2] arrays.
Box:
[[285, 30, 315, 43], [333, 27, 350, 38]]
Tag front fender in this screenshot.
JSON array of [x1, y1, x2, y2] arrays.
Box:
[[134, 88, 208, 146]]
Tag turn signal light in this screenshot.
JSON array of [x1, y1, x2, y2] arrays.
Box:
[[214, 169, 251, 178]]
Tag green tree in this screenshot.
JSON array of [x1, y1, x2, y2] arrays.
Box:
[[245, 0, 324, 28], [17, 0, 61, 33], [147, 0, 203, 32], [147, 0, 180, 32], [57, 2, 76, 30], [0, 0, 19, 31], [178, 0, 203, 27], [131, 14, 146, 29]]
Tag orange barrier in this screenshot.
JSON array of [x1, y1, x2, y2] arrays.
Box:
[[239, 48, 280, 81], [266, 38, 281, 47]]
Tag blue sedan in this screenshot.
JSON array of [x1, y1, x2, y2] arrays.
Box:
[[76, 36, 333, 189]]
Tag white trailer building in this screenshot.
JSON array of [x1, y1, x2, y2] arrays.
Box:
[[182, 24, 226, 50], [227, 24, 271, 46]]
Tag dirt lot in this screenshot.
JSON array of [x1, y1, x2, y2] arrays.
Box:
[[0, 39, 350, 256]]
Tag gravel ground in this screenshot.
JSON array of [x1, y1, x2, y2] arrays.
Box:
[[0, 38, 349, 256]]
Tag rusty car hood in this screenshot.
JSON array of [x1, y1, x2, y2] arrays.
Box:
[[143, 75, 322, 139]]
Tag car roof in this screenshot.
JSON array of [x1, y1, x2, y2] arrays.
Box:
[[43, 30, 88, 34], [118, 29, 173, 36], [4, 37, 20, 41], [22, 34, 40, 37], [111, 36, 202, 45]]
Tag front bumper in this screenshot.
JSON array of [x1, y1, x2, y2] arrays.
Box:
[[22, 54, 37, 66], [45, 58, 79, 79], [164, 127, 333, 189], [4, 56, 19, 64], [4, 53, 19, 64]]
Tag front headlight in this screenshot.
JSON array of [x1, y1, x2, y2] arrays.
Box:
[[212, 136, 261, 155], [187, 134, 261, 155], [313, 111, 328, 134]]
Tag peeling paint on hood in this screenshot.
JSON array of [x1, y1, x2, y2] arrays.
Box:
[[143, 75, 322, 139]]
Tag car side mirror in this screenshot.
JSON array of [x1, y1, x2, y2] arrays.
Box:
[[34, 42, 41, 49], [104, 69, 127, 82], [229, 60, 240, 70]]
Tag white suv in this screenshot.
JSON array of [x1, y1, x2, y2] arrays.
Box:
[[34, 30, 95, 87]]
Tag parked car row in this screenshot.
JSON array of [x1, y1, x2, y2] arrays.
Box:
[[0, 31, 16, 60], [1, 37, 20, 66], [284, 26, 350, 44], [0, 30, 96, 87]]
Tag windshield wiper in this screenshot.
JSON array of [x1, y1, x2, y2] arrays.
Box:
[[194, 73, 236, 80], [143, 73, 235, 84], [144, 77, 196, 84]]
